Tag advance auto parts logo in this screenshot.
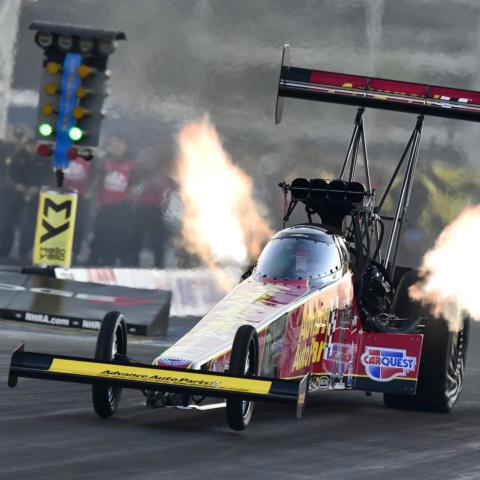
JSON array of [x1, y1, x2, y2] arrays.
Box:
[[101, 369, 222, 388], [361, 347, 416, 382]]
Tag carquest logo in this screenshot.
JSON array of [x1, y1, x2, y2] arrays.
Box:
[[361, 347, 416, 382]]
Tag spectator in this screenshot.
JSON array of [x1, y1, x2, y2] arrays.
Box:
[[0, 166, 12, 259], [0, 126, 28, 259], [63, 154, 93, 264], [89, 137, 136, 266], [131, 160, 176, 267], [5, 137, 53, 261]]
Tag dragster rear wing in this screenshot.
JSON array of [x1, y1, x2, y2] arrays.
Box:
[[276, 44, 480, 123], [8, 344, 308, 417]]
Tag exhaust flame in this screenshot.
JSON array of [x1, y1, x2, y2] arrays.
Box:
[[176, 116, 273, 289], [409, 205, 480, 330]]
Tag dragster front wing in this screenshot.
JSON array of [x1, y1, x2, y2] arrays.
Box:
[[8, 344, 308, 417]]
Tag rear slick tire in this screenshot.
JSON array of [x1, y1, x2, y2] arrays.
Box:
[[92, 311, 128, 418], [226, 325, 259, 431], [384, 271, 469, 413]]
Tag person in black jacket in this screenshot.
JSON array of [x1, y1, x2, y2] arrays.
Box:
[[0, 127, 26, 259], [4, 137, 52, 261]]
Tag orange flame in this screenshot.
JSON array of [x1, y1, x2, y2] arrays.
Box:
[[175, 116, 273, 289], [409, 205, 480, 330]]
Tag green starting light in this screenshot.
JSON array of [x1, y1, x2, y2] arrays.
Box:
[[68, 126, 84, 141], [38, 122, 53, 137]]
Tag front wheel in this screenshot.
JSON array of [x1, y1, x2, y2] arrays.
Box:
[[92, 311, 128, 418], [226, 325, 258, 431]]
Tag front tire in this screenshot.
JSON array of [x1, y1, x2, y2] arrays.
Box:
[[92, 311, 128, 418], [384, 271, 469, 412], [226, 325, 258, 431]]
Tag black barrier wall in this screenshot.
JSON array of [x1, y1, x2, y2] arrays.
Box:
[[0, 271, 171, 335]]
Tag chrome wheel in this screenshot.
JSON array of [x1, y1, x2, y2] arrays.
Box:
[[107, 330, 120, 404], [445, 328, 466, 407]]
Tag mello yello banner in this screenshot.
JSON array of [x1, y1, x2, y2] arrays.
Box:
[[33, 187, 78, 268]]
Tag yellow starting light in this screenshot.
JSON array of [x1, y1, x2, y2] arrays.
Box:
[[46, 62, 62, 75], [72, 106, 91, 120], [41, 103, 56, 116], [44, 83, 59, 96], [76, 86, 91, 99], [77, 64, 96, 79]]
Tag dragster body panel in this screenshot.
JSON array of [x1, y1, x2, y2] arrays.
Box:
[[155, 271, 423, 395]]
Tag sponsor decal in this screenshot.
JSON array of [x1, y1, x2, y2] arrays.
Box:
[[81, 319, 101, 330], [23, 313, 102, 330], [100, 369, 222, 388], [49, 359, 273, 394], [39, 246, 66, 262], [324, 342, 352, 363], [346, 361, 353, 388], [361, 347, 416, 382], [308, 375, 330, 392], [40, 198, 73, 243], [319, 376, 329, 388], [33, 189, 78, 268], [292, 300, 330, 372], [158, 357, 191, 367], [24, 312, 70, 327]]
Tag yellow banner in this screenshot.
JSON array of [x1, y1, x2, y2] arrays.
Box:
[[50, 358, 273, 394], [33, 188, 78, 268]]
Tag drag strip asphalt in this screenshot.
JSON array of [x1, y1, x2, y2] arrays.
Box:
[[1, 319, 479, 480]]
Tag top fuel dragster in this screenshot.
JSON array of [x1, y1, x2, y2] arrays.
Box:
[[9, 45, 470, 430]]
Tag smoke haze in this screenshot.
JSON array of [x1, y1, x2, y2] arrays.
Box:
[[409, 205, 480, 330]]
